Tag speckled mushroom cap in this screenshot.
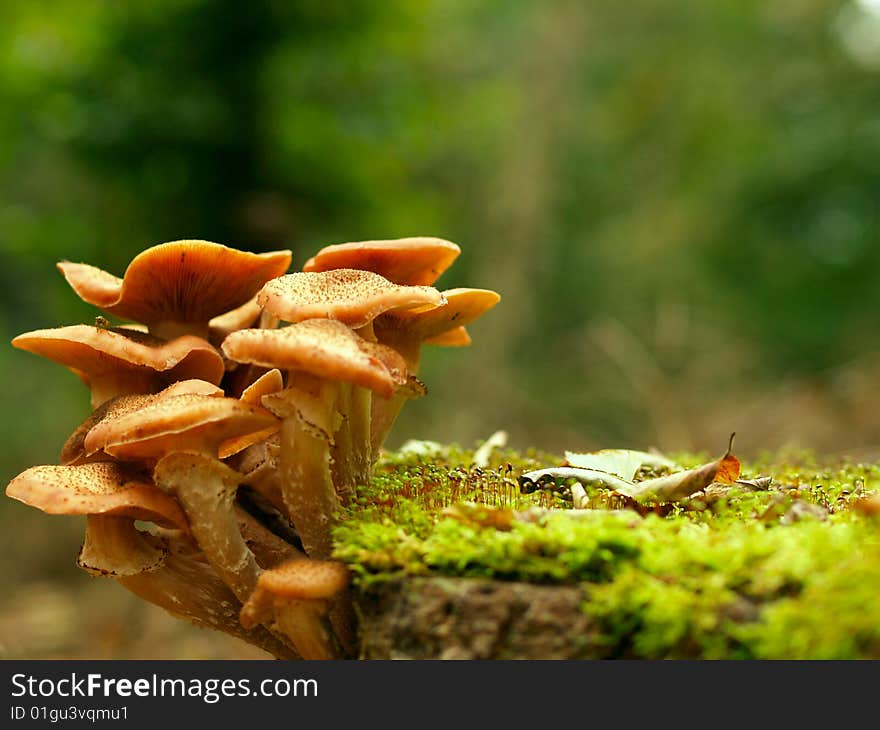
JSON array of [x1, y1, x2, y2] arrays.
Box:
[[256, 270, 445, 330], [6, 462, 188, 530], [57, 240, 292, 337], [376, 288, 500, 340], [83, 394, 279, 461], [240, 558, 351, 629], [373, 289, 500, 371], [12, 325, 225, 406], [222, 319, 407, 398], [302, 237, 461, 286], [255, 559, 350, 600], [60, 379, 225, 465]]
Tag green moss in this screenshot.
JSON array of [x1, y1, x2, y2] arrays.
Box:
[[332, 447, 880, 658]]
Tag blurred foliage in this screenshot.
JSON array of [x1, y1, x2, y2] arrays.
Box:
[[3, 0, 880, 496]]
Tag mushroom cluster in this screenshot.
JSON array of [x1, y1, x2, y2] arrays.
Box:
[[6, 238, 499, 659]]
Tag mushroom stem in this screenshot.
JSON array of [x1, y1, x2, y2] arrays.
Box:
[[235, 436, 290, 519], [330, 384, 372, 503], [278, 408, 338, 559], [273, 601, 340, 660], [150, 320, 211, 341], [329, 383, 355, 501], [153, 452, 260, 603], [328, 593, 358, 658], [264, 375, 341, 559], [79, 516, 298, 658], [78, 515, 167, 577], [370, 391, 406, 460], [240, 558, 352, 660], [368, 334, 422, 460], [349, 384, 373, 489]]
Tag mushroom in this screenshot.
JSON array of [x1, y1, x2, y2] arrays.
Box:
[[230, 433, 287, 517], [60, 379, 225, 466], [302, 236, 482, 353], [208, 295, 263, 347], [256, 269, 445, 332], [83, 393, 279, 602], [302, 237, 461, 286], [216, 369, 285, 460], [5, 460, 293, 656], [12, 325, 225, 409], [6, 461, 187, 529], [253, 268, 441, 486], [240, 558, 351, 660], [57, 240, 292, 340], [371, 287, 500, 457], [80, 517, 299, 658], [221, 319, 408, 558], [425, 326, 471, 347]]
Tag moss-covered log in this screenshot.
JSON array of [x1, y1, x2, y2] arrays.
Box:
[[335, 446, 880, 659]]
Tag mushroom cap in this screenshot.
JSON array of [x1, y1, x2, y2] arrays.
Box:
[[60, 380, 225, 465], [424, 325, 472, 347], [240, 368, 284, 405], [302, 237, 461, 286], [83, 394, 279, 461], [377, 288, 501, 342], [6, 462, 188, 530], [77, 515, 169, 577], [57, 240, 292, 330], [12, 325, 225, 394], [256, 270, 445, 329], [256, 559, 351, 601], [208, 295, 263, 346], [214, 369, 286, 457], [222, 319, 407, 398]]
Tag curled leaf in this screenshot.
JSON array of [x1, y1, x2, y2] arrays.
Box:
[[620, 434, 740, 503], [563, 449, 678, 481], [520, 434, 741, 507], [519, 467, 634, 495]]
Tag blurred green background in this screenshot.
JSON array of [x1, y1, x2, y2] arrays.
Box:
[[2, 0, 880, 657]]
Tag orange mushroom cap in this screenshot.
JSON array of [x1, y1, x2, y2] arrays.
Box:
[[255, 559, 351, 600], [222, 319, 407, 398], [57, 240, 292, 338], [6, 462, 188, 530], [208, 295, 263, 346], [240, 558, 351, 629], [240, 368, 285, 405], [379, 288, 501, 340], [83, 394, 279, 461], [256, 270, 445, 330], [214, 369, 285, 458], [373, 288, 500, 371], [424, 326, 472, 347], [302, 237, 461, 286], [12, 325, 225, 407], [60, 379, 225, 465]]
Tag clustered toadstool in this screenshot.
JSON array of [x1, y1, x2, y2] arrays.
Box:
[[5, 237, 499, 659]]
